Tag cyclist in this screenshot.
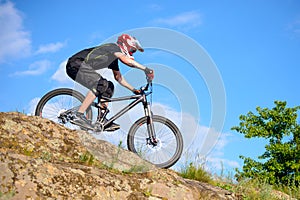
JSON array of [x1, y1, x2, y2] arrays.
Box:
[[66, 34, 154, 131]]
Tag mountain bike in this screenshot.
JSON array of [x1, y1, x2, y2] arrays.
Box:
[[35, 82, 183, 168]]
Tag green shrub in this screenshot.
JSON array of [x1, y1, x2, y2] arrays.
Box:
[[179, 162, 212, 183]]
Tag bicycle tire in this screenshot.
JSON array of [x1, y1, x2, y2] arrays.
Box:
[[35, 88, 93, 129], [127, 115, 183, 169]]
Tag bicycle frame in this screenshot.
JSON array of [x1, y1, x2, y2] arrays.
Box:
[[91, 83, 157, 142]]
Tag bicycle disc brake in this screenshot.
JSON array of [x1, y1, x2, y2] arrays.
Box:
[[146, 137, 159, 146]]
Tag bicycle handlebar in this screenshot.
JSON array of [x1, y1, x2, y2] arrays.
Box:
[[141, 81, 152, 92]]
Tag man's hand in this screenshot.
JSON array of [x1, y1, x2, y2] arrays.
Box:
[[144, 67, 154, 82], [133, 89, 141, 95]]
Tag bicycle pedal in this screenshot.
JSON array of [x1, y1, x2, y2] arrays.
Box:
[[104, 126, 120, 132]]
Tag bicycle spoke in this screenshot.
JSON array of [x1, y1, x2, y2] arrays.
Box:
[[39, 94, 82, 130], [132, 119, 178, 165]]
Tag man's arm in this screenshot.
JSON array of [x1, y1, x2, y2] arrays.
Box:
[[114, 52, 146, 70], [114, 52, 154, 81], [112, 70, 135, 92]]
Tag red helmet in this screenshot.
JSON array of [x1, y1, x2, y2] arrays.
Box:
[[117, 34, 144, 56]]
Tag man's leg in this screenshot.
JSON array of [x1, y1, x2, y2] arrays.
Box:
[[74, 62, 100, 114], [78, 91, 96, 113], [70, 91, 96, 129], [99, 81, 120, 131], [69, 62, 100, 128]]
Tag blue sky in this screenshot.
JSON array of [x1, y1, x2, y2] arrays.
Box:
[[1, 0, 300, 174]]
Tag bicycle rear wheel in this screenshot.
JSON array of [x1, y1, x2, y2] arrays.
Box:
[[127, 115, 183, 169], [35, 88, 93, 130]]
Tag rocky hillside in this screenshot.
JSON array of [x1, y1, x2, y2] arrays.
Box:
[[0, 112, 237, 200]]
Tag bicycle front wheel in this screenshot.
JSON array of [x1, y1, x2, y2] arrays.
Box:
[[35, 88, 93, 130], [127, 115, 183, 169]]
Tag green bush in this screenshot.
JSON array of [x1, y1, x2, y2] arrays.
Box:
[[232, 101, 300, 187], [179, 162, 212, 183]]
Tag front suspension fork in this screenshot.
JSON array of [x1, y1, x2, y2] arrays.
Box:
[[144, 103, 157, 145]]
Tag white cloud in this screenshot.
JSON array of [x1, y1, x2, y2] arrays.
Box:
[[152, 11, 202, 29], [0, 2, 65, 63], [51, 60, 70, 83], [0, 1, 31, 63], [177, 129, 240, 173], [160, 106, 239, 172], [27, 97, 40, 116], [148, 104, 239, 172], [12, 60, 51, 76], [35, 41, 66, 54], [205, 132, 240, 171], [206, 157, 240, 173]]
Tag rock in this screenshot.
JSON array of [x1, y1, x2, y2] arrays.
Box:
[[0, 112, 237, 199]]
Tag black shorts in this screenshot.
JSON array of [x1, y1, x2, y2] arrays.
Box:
[[66, 58, 114, 98]]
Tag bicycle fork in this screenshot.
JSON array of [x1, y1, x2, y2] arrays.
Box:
[[144, 102, 158, 145]]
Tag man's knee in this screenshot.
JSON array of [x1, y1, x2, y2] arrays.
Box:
[[102, 81, 114, 98], [91, 78, 114, 98]]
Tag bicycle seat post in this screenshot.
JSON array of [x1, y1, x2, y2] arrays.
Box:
[[97, 106, 109, 123], [96, 96, 106, 121]]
